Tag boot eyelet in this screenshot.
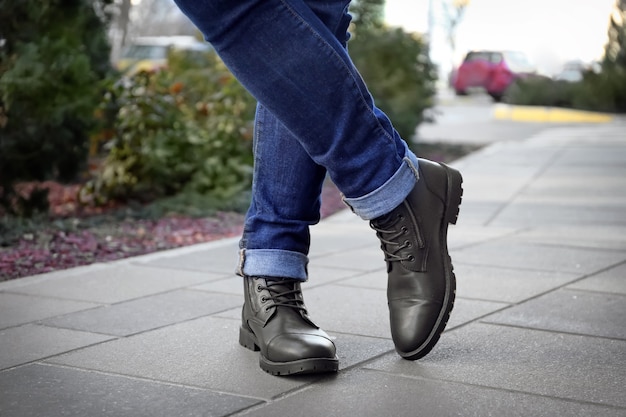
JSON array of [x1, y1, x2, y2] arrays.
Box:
[[408, 255, 415, 262], [401, 226, 408, 234], [404, 240, 412, 248], [261, 296, 267, 302], [256, 285, 262, 292]]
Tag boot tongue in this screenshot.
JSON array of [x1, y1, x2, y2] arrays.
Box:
[[371, 210, 401, 229]]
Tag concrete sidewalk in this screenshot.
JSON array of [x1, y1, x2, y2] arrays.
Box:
[[1, 122, 626, 416]]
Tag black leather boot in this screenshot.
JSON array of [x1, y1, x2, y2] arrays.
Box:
[[239, 276, 338, 376], [370, 158, 462, 360]]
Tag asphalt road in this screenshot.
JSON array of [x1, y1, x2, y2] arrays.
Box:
[[415, 90, 580, 145]]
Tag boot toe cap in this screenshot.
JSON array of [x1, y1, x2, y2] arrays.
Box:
[[389, 299, 443, 354], [266, 333, 336, 363]]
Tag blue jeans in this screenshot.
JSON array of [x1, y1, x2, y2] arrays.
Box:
[[173, 0, 420, 280]]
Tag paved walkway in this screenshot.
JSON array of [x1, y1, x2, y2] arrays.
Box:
[[1, 122, 626, 416]]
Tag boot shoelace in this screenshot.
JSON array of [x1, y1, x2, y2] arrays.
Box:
[[371, 214, 421, 263], [258, 280, 308, 313]]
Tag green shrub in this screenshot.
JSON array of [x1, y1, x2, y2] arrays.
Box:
[[504, 76, 578, 107], [81, 71, 193, 203], [504, 70, 626, 113], [349, 26, 437, 141], [0, 0, 112, 216], [82, 50, 255, 205], [166, 50, 255, 198], [575, 68, 626, 113]]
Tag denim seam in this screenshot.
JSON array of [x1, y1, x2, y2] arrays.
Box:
[[237, 248, 309, 281]]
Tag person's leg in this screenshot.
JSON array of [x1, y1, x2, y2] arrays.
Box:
[[237, 106, 339, 376], [235, 0, 357, 376], [172, 0, 462, 372], [238, 106, 325, 280], [238, 0, 354, 282]]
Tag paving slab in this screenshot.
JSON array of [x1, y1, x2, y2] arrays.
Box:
[[308, 221, 377, 257], [338, 269, 403, 291], [0, 324, 113, 370], [313, 245, 387, 272], [192, 274, 245, 295], [453, 263, 580, 303], [340, 263, 579, 304], [192, 264, 363, 297], [491, 202, 626, 227], [366, 323, 626, 408], [453, 240, 626, 274], [523, 125, 625, 145], [235, 368, 626, 417], [46, 316, 391, 400], [520, 176, 626, 199], [0, 292, 100, 330], [567, 262, 626, 295], [291, 264, 367, 288], [555, 144, 626, 165], [137, 240, 240, 274], [460, 175, 534, 202], [445, 297, 509, 330], [40, 289, 242, 336], [5, 263, 215, 304], [452, 139, 562, 169], [45, 316, 310, 399], [448, 200, 505, 226], [0, 262, 111, 290], [512, 225, 626, 250], [543, 162, 626, 177], [483, 288, 626, 340], [447, 224, 521, 248], [0, 363, 259, 417]]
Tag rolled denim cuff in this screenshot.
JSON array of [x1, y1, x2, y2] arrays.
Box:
[[343, 145, 420, 220], [236, 248, 309, 281]]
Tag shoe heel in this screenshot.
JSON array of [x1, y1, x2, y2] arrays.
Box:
[[443, 165, 463, 225], [239, 326, 260, 352]]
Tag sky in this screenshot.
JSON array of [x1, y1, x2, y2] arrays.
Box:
[[384, 0, 616, 75]]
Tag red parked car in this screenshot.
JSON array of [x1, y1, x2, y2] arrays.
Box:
[[452, 50, 537, 101]]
